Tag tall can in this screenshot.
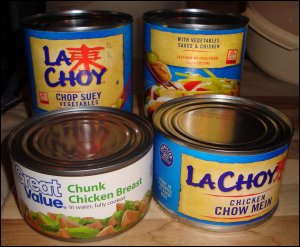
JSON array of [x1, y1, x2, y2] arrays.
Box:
[[23, 10, 133, 114], [143, 9, 249, 118]]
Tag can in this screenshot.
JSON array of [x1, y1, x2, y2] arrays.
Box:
[[143, 9, 249, 118], [23, 10, 133, 114], [152, 95, 293, 231], [8, 107, 153, 241]]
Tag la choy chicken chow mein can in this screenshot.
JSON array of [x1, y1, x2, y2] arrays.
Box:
[[143, 9, 249, 117], [152, 95, 294, 231]]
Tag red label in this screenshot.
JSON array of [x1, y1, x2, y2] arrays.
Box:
[[226, 49, 238, 64], [39, 92, 49, 104]]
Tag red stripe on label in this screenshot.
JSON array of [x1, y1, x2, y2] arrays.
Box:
[[183, 50, 212, 52], [204, 185, 278, 198], [203, 208, 270, 220]]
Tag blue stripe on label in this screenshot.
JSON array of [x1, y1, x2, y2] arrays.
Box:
[[25, 25, 131, 40], [148, 23, 247, 33], [24, 30, 38, 113], [155, 133, 289, 164]]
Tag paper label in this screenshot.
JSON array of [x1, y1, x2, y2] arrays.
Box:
[[151, 29, 244, 68], [13, 148, 153, 239], [30, 35, 124, 111], [178, 152, 286, 222]]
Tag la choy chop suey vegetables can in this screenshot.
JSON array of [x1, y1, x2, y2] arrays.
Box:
[[143, 9, 249, 118], [23, 10, 133, 114], [152, 95, 293, 231], [8, 107, 154, 242]]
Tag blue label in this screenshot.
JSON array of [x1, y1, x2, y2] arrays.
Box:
[[153, 132, 289, 227]]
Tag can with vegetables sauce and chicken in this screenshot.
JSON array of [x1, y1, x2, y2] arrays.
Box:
[[23, 10, 133, 114], [152, 95, 293, 231], [143, 9, 249, 118], [8, 107, 153, 241]]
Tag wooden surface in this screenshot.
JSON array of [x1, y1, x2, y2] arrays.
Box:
[[1, 96, 299, 246]]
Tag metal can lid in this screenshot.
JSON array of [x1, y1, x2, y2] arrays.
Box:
[[143, 8, 249, 30], [153, 95, 293, 155], [8, 107, 153, 176], [22, 10, 133, 31]]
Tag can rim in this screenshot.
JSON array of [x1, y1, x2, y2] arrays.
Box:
[[22, 9, 133, 31], [8, 107, 153, 176], [143, 8, 249, 30], [152, 95, 294, 155]]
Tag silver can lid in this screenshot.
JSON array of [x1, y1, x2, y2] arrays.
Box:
[[143, 9, 249, 30], [153, 95, 293, 155], [22, 10, 133, 31], [8, 107, 153, 176]]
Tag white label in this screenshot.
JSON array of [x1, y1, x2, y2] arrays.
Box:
[[12, 147, 153, 239]]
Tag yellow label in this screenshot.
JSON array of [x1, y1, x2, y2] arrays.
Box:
[[151, 29, 244, 68], [179, 152, 287, 222], [30, 35, 124, 111]]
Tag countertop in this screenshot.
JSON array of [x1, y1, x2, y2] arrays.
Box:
[[1, 95, 299, 246], [1, 59, 299, 246]]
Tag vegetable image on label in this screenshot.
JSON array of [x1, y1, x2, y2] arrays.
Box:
[[20, 192, 151, 239]]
